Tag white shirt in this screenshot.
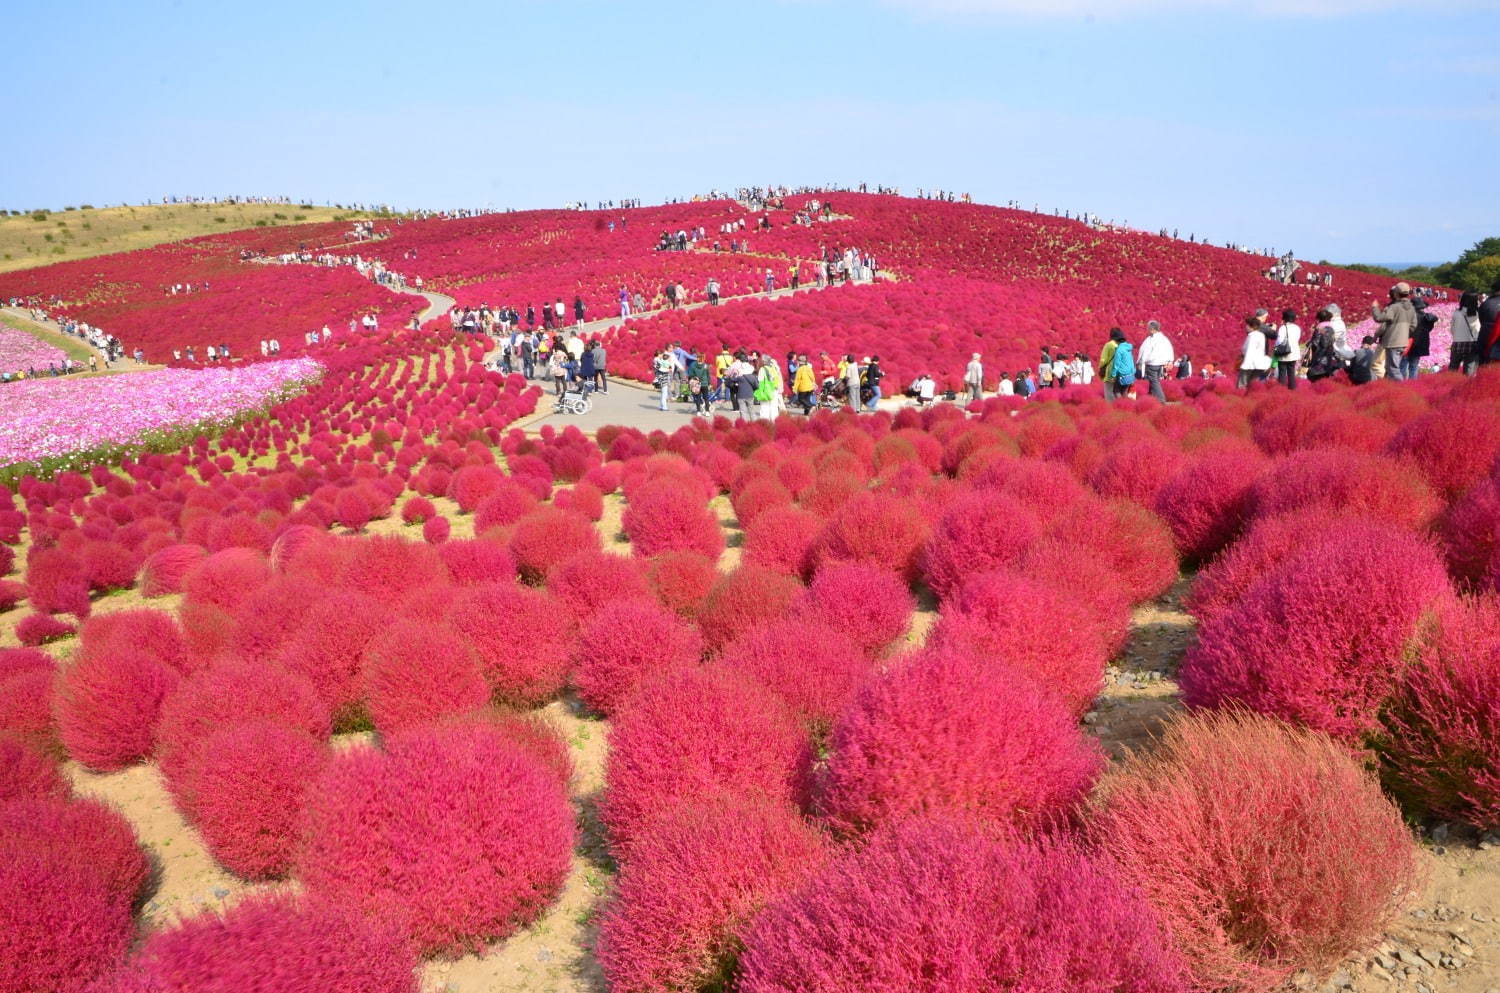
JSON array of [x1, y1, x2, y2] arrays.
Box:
[[1276, 322, 1302, 362], [918, 378, 936, 400], [998, 379, 1014, 396], [1138, 331, 1175, 368], [1242, 330, 1271, 371]]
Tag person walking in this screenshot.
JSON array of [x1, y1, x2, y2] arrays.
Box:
[[1305, 315, 1344, 382], [652, 349, 675, 411], [756, 357, 783, 421], [687, 353, 712, 413], [574, 295, 586, 327], [1238, 316, 1271, 388], [863, 355, 884, 411], [580, 341, 597, 390], [963, 353, 983, 403], [1098, 329, 1124, 401], [618, 287, 630, 318], [1348, 335, 1378, 384], [1273, 309, 1301, 390], [1451, 291, 1482, 374], [1137, 320, 1175, 403], [592, 341, 608, 392], [1371, 282, 1416, 381], [548, 349, 567, 396]]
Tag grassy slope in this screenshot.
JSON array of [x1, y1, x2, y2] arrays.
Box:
[[0, 202, 376, 273]]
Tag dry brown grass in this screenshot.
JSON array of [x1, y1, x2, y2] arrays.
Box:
[[0, 202, 379, 273]]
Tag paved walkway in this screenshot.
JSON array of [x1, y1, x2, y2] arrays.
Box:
[[1, 307, 154, 372]]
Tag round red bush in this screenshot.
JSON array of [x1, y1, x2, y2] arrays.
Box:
[[296, 723, 574, 956], [437, 538, 516, 586], [718, 619, 875, 732], [363, 621, 490, 735], [54, 646, 181, 771], [919, 490, 1039, 600], [1439, 476, 1500, 588], [622, 480, 726, 561], [816, 646, 1103, 837], [1180, 527, 1453, 741], [598, 798, 828, 993], [181, 548, 272, 612], [573, 597, 703, 716], [0, 664, 56, 755], [602, 666, 810, 854], [1387, 402, 1500, 500], [695, 565, 805, 653], [132, 891, 419, 993], [737, 814, 1186, 993], [277, 592, 380, 719], [1093, 711, 1419, 992], [446, 583, 573, 706], [1086, 435, 1185, 507], [731, 477, 794, 529], [547, 549, 652, 618], [15, 611, 75, 646], [741, 504, 822, 578], [791, 562, 914, 659], [400, 495, 436, 525], [421, 514, 450, 545], [190, 721, 328, 880], [1251, 449, 1442, 532], [0, 851, 133, 993], [0, 795, 148, 907], [1153, 443, 1267, 562], [77, 608, 188, 674], [0, 733, 67, 803], [811, 491, 929, 582], [472, 477, 540, 531], [335, 535, 444, 607], [644, 550, 718, 617], [508, 506, 601, 583], [927, 569, 1109, 716]]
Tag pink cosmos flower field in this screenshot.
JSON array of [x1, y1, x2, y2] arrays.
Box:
[[0, 324, 68, 373], [0, 357, 322, 466]]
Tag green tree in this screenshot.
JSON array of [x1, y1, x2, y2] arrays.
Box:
[[1435, 237, 1500, 292]]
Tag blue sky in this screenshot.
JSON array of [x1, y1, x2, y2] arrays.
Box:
[[6, 0, 1496, 262]]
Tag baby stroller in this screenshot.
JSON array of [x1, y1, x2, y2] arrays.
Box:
[[819, 377, 848, 411], [553, 380, 593, 416]]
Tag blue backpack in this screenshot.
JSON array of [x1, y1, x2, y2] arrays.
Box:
[[1112, 342, 1137, 386]]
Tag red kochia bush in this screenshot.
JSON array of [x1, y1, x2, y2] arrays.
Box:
[[927, 569, 1108, 716], [54, 646, 181, 771], [1439, 476, 1500, 588], [1093, 711, 1419, 993], [573, 598, 704, 716], [1376, 599, 1500, 828], [189, 721, 328, 880], [0, 663, 55, 754], [811, 491, 929, 581], [508, 506, 601, 583], [155, 657, 331, 819], [1153, 443, 1267, 561], [920, 490, 1039, 600], [741, 504, 822, 578], [1387, 402, 1500, 500], [717, 620, 875, 732], [278, 593, 379, 718], [547, 549, 652, 618], [695, 565, 805, 653], [363, 621, 491, 735], [0, 852, 133, 993], [597, 799, 829, 993], [792, 563, 914, 658], [737, 814, 1187, 993], [400, 495, 436, 525], [437, 538, 515, 586], [0, 733, 67, 802], [296, 724, 574, 956], [602, 666, 810, 854], [1180, 527, 1453, 741], [817, 646, 1103, 837], [181, 547, 271, 612], [644, 550, 719, 617], [0, 796, 149, 906], [16, 611, 75, 646], [132, 891, 419, 993], [446, 583, 573, 706], [1251, 449, 1442, 532], [623, 480, 726, 561]]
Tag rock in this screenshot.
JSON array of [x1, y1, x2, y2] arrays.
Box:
[[1369, 963, 1393, 983], [1435, 845, 1448, 855], [1432, 824, 1451, 843], [1418, 947, 1443, 968], [1329, 969, 1353, 989], [1474, 913, 1489, 923], [1459, 945, 1475, 957], [1412, 909, 1430, 920], [1083, 711, 1099, 726], [1374, 953, 1397, 971]]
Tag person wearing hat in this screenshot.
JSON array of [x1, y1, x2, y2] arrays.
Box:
[[1137, 319, 1175, 403], [1098, 328, 1125, 402], [1371, 283, 1416, 381]]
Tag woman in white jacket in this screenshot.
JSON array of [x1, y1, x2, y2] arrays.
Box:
[[1274, 308, 1301, 390], [1238, 316, 1271, 389]]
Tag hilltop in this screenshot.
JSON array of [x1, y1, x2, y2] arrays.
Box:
[[0, 201, 383, 273]]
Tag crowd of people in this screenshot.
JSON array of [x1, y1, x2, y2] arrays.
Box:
[[646, 345, 886, 420]]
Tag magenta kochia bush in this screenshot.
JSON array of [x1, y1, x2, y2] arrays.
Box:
[[1250, 449, 1442, 532], [547, 549, 653, 618], [737, 814, 1187, 993], [597, 799, 829, 993], [695, 565, 805, 653], [0, 732, 67, 803], [180, 547, 272, 612], [190, 721, 328, 880], [919, 489, 1038, 600], [815, 646, 1103, 837], [508, 506, 600, 583], [623, 480, 726, 561], [717, 619, 875, 732], [447, 583, 573, 707], [54, 646, 181, 771], [0, 796, 149, 907], [573, 597, 703, 716], [1152, 443, 1267, 561], [1439, 476, 1500, 589], [791, 563, 914, 658], [296, 723, 574, 956], [363, 620, 491, 734], [601, 666, 811, 854], [1376, 598, 1500, 828], [132, 891, 420, 993], [1180, 527, 1453, 740], [811, 491, 929, 582], [0, 850, 134, 993], [1092, 711, 1419, 993]]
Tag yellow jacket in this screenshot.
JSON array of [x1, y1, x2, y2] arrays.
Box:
[[792, 364, 816, 392]]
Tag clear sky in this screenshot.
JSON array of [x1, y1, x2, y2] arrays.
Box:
[[6, 0, 1496, 263]]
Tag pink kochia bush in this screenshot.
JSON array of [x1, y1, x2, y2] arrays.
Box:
[[129, 891, 419, 993], [717, 619, 875, 733], [601, 666, 811, 854], [0, 796, 150, 908], [1180, 527, 1453, 740], [597, 799, 829, 993], [792, 562, 914, 658], [0, 850, 134, 993], [736, 814, 1187, 993], [920, 490, 1038, 599], [623, 480, 726, 561], [296, 722, 574, 956], [447, 583, 573, 707], [0, 732, 68, 803], [1152, 443, 1267, 561], [816, 646, 1103, 837], [54, 645, 181, 771], [572, 597, 704, 716], [1376, 599, 1500, 828], [1093, 711, 1419, 993], [362, 620, 490, 734]]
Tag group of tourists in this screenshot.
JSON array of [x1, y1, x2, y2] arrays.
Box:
[[490, 328, 609, 396], [649, 345, 885, 420]]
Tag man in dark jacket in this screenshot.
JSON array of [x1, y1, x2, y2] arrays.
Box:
[[1479, 278, 1500, 365]]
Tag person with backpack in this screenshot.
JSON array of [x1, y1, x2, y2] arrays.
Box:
[[1305, 313, 1345, 383], [792, 355, 817, 414], [1348, 335, 1379, 385], [652, 350, 675, 411], [1402, 297, 1436, 379], [1110, 333, 1137, 398], [1238, 316, 1271, 388], [687, 354, 712, 413], [1098, 328, 1125, 401]]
